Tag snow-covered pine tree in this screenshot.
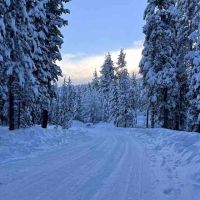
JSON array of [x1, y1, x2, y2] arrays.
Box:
[[13, 0, 47, 129], [45, 0, 70, 83], [59, 77, 75, 129], [28, 0, 51, 128], [16, 86, 35, 128], [187, 2, 200, 133], [28, 0, 70, 128], [74, 86, 83, 121], [115, 49, 127, 80], [3, 0, 38, 130], [91, 69, 100, 91], [175, 0, 198, 130], [0, 1, 7, 125], [140, 0, 178, 129], [0, 0, 70, 130], [109, 79, 119, 122], [135, 78, 147, 113], [99, 53, 115, 122], [81, 85, 102, 123], [129, 73, 138, 125], [49, 83, 60, 126], [56, 78, 65, 128], [114, 50, 135, 128]]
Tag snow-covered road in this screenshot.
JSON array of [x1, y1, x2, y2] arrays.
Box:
[[0, 125, 200, 200]]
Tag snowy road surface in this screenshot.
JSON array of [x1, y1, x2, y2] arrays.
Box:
[[0, 124, 200, 200]]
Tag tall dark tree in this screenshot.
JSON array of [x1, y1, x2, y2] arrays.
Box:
[[175, 0, 197, 130], [114, 50, 135, 127], [187, 1, 200, 133], [91, 69, 99, 91], [99, 53, 115, 122], [0, 1, 7, 126], [140, 0, 178, 129], [3, 0, 38, 130], [39, 0, 70, 128]]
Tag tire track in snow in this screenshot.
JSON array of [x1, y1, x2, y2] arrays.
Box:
[[0, 127, 155, 200], [0, 132, 119, 200]]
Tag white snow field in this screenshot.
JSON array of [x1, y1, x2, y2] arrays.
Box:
[[0, 122, 200, 200]]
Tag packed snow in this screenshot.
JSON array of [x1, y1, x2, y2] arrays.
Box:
[[0, 123, 87, 164], [0, 122, 200, 200]]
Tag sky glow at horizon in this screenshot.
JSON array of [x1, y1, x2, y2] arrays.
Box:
[[60, 0, 147, 84]]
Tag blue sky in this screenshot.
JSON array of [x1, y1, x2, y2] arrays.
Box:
[[60, 0, 147, 84]]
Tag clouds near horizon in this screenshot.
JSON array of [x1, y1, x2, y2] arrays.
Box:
[[59, 41, 143, 84]]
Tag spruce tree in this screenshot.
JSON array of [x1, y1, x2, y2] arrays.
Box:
[[114, 50, 134, 128], [30, 0, 70, 128], [99, 53, 115, 122], [91, 69, 99, 91], [109, 80, 119, 122], [81, 85, 102, 123], [175, 0, 197, 130], [59, 77, 75, 129], [115, 49, 127, 80], [187, 2, 200, 133], [140, 0, 178, 129], [129, 73, 138, 125], [74, 86, 83, 121], [0, 1, 7, 125], [3, 0, 38, 130], [0, 0, 70, 130]]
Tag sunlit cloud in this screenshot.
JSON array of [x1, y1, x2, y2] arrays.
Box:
[[58, 40, 143, 85]]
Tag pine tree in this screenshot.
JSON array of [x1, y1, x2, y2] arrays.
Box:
[[91, 69, 99, 91], [140, 0, 178, 129], [187, 2, 200, 133], [175, 0, 198, 130], [109, 80, 119, 122], [81, 85, 102, 123], [0, 1, 7, 125], [59, 77, 75, 129], [74, 86, 83, 121], [0, 0, 70, 130], [49, 83, 60, 126], [114, 50, 135, 128], [129, 73, 138, 125], [99, 53, 115, 122], [30, 0, 70, 128], [3, 0, 38, 130], [115, 49, 127, 80]]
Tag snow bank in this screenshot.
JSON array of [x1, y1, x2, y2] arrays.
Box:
[[135, 128, 200, 198], [0, 124, 84, 164], [145, 129, 200, 168]]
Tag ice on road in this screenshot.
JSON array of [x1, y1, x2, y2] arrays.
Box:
[[0, 125, 200, 200]]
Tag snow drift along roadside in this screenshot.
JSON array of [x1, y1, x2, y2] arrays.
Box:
[[135, 128, 200, 198], [0, 123, 85, 164]]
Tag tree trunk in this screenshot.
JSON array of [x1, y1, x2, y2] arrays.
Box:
[[8, 77, 15, 131], [196, 123, 200, 133], [135, 112, 137, 126], [41, 109, 48, 128], [163, 88, 169, 129], [0, 99, 3, 125], [176, 88, 184, 130], [146, 109, 149, 128], [31, 111, 35, 125], [151, 105, 155, 128], [175, 110, 180, 130], [17, 102, 21, 129]]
